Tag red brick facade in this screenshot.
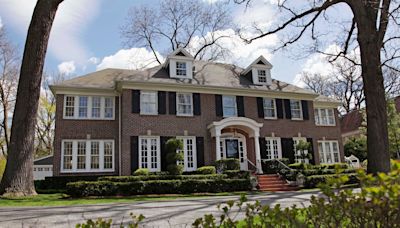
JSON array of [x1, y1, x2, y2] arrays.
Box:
[[53, 90, 343, 176]]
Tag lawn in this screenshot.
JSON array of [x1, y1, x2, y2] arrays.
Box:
[[0, 192, 253, 207]]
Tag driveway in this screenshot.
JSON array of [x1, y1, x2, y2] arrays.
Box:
[[0, 190, 320, 228]]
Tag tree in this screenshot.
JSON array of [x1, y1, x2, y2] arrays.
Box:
[[165, 138, 184, 175], [344, 137, 368, 161], [0, 0, 64, 196], [236, 0, 399, 173], [387, 99, 400, 159], [0, 26, 19, 156], [121, 0, 233, 63]]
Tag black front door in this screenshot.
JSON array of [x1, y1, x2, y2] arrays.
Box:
[[225, 139, 239, 158]]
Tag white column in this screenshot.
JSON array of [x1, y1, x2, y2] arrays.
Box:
[[215, 134, 221, 161], [254, 132, 263, 174]]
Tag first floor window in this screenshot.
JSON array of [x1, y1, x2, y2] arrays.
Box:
[[177, 93, 193, 116], [222, 95, 237, 117], [177, 137, 197, 171], [61, 140, 114, 172], [140, 91, 157, 115], [139, 136, 160, 172], [318, 140, 340, 164], [263, 98, 276, 119], [293, 137, 309, 164], [290, 100, 302, 119], [265, 137, 282, 160], [314, 108, 336, 126]]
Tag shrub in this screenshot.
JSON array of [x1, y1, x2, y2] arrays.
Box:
[[34, 175, 101, 192], [0, 156, 6, 180], [261, 158, 289, 174], [288, 163, 312, 170], [67, 178, 252, 197], [133, 168, 150, 176], [98, 174, 226, 182], [223, 170, 250, 179], [302, 168, 356, 176], [196, 166, 216, 175], [313, 163, 349, 170], [304, 173, 359, 188], [214, 159, 240, 172], [166, 138, 184, 175]]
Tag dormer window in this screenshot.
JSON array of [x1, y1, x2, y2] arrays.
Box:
[[257, 69, 267, 83], [176, 62, 187, 77], [242, 55, 273, 86]]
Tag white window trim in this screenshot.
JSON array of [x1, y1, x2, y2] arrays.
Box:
[[176, 136, 197, 172], [290, 99, 303, 120], [318, 140, 340, 164], [263, 98, 277, 120], [63, 95, 115, 120], [175, 61, 188, 78], [60, 139, 115, 173], [315, 108, 336, 126], [140, 91, 158, 115], [257, 69, 267, 83], [264, 137, 282, 160], [138, 136, 161, 172], [176, 93, 193, 116], [222, 95, 237, 117]]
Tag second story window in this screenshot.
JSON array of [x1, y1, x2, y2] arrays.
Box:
[[222, 95, 237, 117], [91, 97, 101, 118], [290, 100, 303, 120], [140, 91, 157, 115], [63, 95, 114, 120], [263, 98, 276, 119], [257, 69, 267, 83], [78, 96, 88, 118], [314, 108, 336, 126], [176, 93, 193, 116], [65, 96, 75, 117], [176, 61, 187, 77]]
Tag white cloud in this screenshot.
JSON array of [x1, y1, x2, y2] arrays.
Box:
[[233, 0, 276, 30], [0, 0, 101, 63], [88, 57, 99, 65], [97, 48, 164, 70], [0, 16, 3, 29], [58, 61, 76, 75]]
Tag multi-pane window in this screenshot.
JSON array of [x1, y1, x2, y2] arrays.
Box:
[[222, 95, 237, 117], [293, 137, 309, 164], [176, 61, 187, 76], [177, 137, 197, 171], [77, 142, 87, 170], [264, 137, 282, 160], [314, 108, 336, 126], [290, 100, 303, 119], [90, 141, 100, 169], [61, 140, 114, 172], [63, 95, 114, 119], [140, 91, 157, 115], [65, 96, 75, 117], [318, 140, 340, 164], [91, 97, 101, 118], [176, 93, 193, 116], [257, 69, 267, 83], [263, 98, 276, 119], [62, 141, 73, 170], [138, 136, 160, 172]]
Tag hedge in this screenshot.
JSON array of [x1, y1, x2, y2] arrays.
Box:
[[262, 159, 289, 174], [98, 174, 227, 182], [196, 166, 216, 175], [304, 173, 359, 188], [35, 175, 102, 191], [302, 168, 356, 176], [223, 170, 250, 179], [67, 179, 252, 197]]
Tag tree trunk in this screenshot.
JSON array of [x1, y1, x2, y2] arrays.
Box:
[[0, 0, 63, 196], [354, 4, 391, 174]]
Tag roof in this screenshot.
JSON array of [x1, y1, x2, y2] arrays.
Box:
[[53, 60, 323, 97], [340, 110, 363, 134], [34, 155, 53, 166]]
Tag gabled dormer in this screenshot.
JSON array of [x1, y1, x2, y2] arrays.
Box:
[[242, 56, 273, 86], [164, 48, 194, 79]]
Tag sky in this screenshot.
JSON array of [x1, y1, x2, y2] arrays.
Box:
[[0, 0, 338, 85]]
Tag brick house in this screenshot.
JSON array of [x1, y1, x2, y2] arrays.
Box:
[[50, 48, 343, 176]]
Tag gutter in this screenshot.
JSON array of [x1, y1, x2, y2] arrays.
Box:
[[118, 93, 122, 176]]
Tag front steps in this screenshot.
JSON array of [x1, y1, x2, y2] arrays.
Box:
[[257, 174, 299, 191]]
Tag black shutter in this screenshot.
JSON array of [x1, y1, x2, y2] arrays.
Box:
[[284, 99, 292, 119], [158, 91, 167, 115], [307, 138, 315, 165], [196, 137, 205, 168], [301, 100, 309, 120], [215, 95, 223, 117], [168, 92, 176, 115], [276, 99, 284, 119], [237, 96, 245, 117], [257, 97, 264, 118], [160, 136, 173, 171], [259, 137, 267, 159], [131, 136, 139, 173], [193, 93, 201, 116], [281, 138, 295, 163], [131, 90, 140, 113]]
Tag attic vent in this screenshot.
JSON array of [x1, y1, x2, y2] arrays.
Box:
[[257, 60, 265, 65], [176, 51, 186, 56]]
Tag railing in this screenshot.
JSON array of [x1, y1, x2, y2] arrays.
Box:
[[247, 159, 258, 173]]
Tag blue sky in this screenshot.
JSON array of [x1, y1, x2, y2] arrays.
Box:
[[0, 0, 336, 84]]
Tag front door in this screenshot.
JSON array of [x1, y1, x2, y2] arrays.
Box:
[[220, 136, 248, 170]]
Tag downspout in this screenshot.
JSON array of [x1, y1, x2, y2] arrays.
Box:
[[118, 93, 122, 176]]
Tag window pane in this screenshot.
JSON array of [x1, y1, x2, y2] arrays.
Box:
[[332, 142, 339, 162], [290, 100, 302, 119], [77, 142, 86, 170], [104, 141, 113, 169], [65, 96, 75, 117], [91, 141, 100, 169], [63, 141, 73, 170], [141, 92, 157, 114], [104, 97, 113, 118], [140, 139, 148, 168], [177, 93, 193, 115], [258, 69, 267, 83], [176, 62, 187, 76], [318, 142, 324, 163], [314, 109, 320, 125], [327, 109, 335, 125], [223, 96, 236, 117], [263, 98, 276, 118], [321, 109, 328, 125], [79, 96, 88, 118], [150, 139, 158, 169], [92, 97, 101, 118]]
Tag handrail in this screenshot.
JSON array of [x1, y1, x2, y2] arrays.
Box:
[[261, 158, 295, 171], [247, 159, 258, 171]]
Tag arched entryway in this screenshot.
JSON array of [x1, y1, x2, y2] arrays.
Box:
[[207, 117, 263, 173]]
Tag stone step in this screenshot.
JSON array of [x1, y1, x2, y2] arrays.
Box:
[[259, 186, 299, 191]]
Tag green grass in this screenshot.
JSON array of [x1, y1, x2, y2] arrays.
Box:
[[0, 191, 254, 207]]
